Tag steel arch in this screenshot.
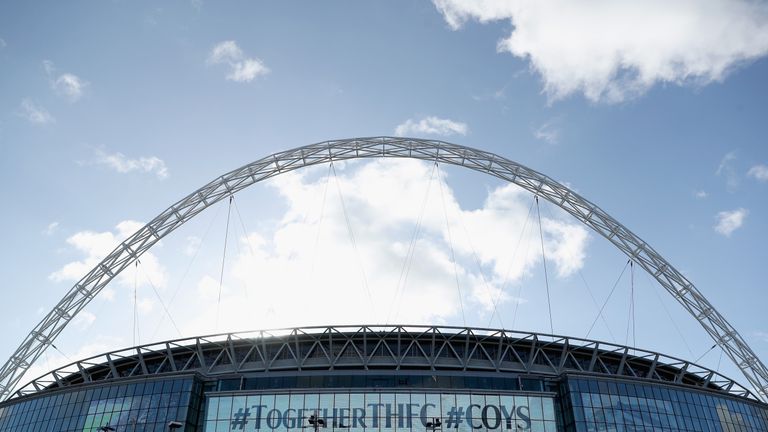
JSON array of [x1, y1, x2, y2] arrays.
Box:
[[1, 136, 765, 402]]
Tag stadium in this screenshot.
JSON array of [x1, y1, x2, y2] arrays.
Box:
[[0, 137, 767, 431]]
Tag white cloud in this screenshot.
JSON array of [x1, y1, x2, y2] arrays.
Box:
[[42, 222, 60, 236], [184, 236, 202, 256], [18, 99, 55, 124], [101, 287, 116, 301], [207, 40, 269, 82], [91, 149, 169, 179], [395, 116, 468, 137], [43, 60, 88, 102], [49, 220, 168, 291], [433, 0, 768, 103], [694, 190, 708, 199], [53, 74, 88, 101], [747, 164, 768, 182], [73, 310, 96, 330], [533, 120, 560, 144], [137, 297, 155, 315], [714, 208, 748, 237], [178, 160, 589, 336], [0, 38, 6, 49], [716, 151, 739, 191]]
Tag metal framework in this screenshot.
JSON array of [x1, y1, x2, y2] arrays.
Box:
[[1, 137, 765, 402], [13, 325, 757, 401]]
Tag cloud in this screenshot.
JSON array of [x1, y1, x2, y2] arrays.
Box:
[[714, 208, 748, 237], [17, 99, 55, 124], [183, 236, 202, 256], [49, 220, 168, 291], [694, 190, 708, 199], [533, 120, 560, 144], [91, 148, 169, 179], [207, 40, 269, 82], [395, 116, 468, 137], [136, 297, 155, 314], [43, 60, 88, 102], [178, 160, 589, 336], [747, 164, 768, 182], [755, 331, 768, 343], [42, 222, 60, 236], [432, 0, 768, 103], [716, 151, 739, 191], [72, 311, 96, 330], [0, 38, 6, 49]]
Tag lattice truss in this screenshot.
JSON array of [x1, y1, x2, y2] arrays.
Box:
[[1, 137, 766, 402], [16, 326, 756, 400]]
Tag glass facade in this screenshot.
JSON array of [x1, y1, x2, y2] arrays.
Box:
[[203, 391, 558, 432], [0, 376, 203, 432], [2, 371, 768, 432], [560, 376, 768, 432]]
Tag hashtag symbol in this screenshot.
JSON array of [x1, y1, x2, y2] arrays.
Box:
[[444, 406, 464, 429], [231, 407, 251, 430]]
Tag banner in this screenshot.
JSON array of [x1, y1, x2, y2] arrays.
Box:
[[204, 392, 557, 432]]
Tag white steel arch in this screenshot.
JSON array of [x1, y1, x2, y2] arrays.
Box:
[[1, 137, 765, 402]]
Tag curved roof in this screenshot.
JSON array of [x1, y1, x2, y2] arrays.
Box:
[[13, 325, 758, 402]]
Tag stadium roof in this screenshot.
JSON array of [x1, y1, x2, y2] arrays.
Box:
[[12, 325, 758, 402]]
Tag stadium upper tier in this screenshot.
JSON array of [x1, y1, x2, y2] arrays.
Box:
[[13, 325, 757, 402]]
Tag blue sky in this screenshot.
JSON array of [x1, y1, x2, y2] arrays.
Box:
[[1, 1, 767, 395]]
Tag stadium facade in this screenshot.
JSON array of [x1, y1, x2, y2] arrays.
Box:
[[3, 138, 768, 431], [0, 325, 766, 432]]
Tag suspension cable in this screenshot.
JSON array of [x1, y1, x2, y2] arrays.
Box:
[[133, 261, 139, 346], [305, 163, 333, 287], [137, 258, 182, 337], [695, 344, 718, 364], [577, 270, 617, 343], [385, 162, 437, 325], [538, 200, 617, 342], [631, 261, 636, 347], [230, 196, 255, 299], [490, 197, 536, 328], [641, 269, 694, 357], [453, 190, 507, 330], [331, 162, 376, 322], [625, 260, 636, 347], [535, 196, 554, 335], [436, 163, 466, 327], [585, 259, 631, 339], [216, 195, 234, 331], [49, 343, 71, 363], [150, 203, 222, 340], [511, 196, 537, 330], [717, 348, 724, 373]]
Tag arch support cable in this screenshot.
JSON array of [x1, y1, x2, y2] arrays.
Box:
[[1, 136, 766, 402]]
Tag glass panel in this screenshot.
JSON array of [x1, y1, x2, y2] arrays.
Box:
[[217, 396, 232, 422], [379, 393, 395, 432]]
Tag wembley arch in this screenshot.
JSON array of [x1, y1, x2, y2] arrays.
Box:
[[1, 136, 765, 403]]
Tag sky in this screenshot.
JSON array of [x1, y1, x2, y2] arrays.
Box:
[[1, 0, 768, 396]]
